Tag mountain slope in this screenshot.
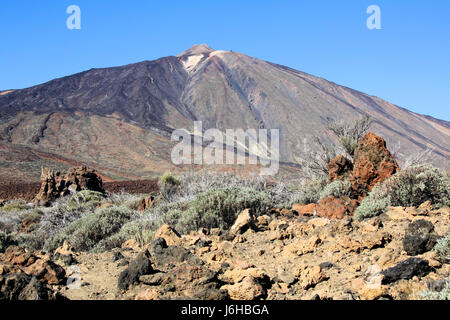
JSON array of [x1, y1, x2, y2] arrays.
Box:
[[0, 44, 448, 181]]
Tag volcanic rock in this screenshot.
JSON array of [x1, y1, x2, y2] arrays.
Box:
[[328, 155, 353, 182], [381, 258, 432, 284], [350, 132, 399, 197], [402, 219, 439, 256], [117, 250, 153, 290], [35, 166, 104, 205]]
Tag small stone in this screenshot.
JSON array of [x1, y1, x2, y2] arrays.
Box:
[[229, 209, 256, 236]]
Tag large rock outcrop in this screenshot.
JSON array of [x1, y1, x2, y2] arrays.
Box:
[[349, 132, 399, 198], [34, 166, 104, 206]]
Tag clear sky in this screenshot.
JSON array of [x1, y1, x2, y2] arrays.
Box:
[[0, 0, 449, 121]]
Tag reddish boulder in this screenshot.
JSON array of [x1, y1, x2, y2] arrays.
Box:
[[349, 133, 399, 197], [137, 194, 161, 211], [328, 155, 353, 183], [23, 259, 66, 285], [316, 196, 358, 219], [291, 203, 317, 216]]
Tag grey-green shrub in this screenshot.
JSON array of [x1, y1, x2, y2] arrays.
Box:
[[420, 280, 449, 300], [355, 165, 449, 220], [354, 185, 391, 220], [69, 190, 105, 207], [319, 180, 351, 200], [15, 232, 45, 251], [44, 206, 134, 252], [177, 187, 273, 233], [433, 233, 449, 264]]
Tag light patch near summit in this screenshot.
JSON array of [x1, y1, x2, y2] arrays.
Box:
[[209, 50, 227, 58], [182, 55, 203, 72]]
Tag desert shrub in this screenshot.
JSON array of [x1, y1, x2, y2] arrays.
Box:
[[21, 209, 43, 232], [0, 231, 11, 253], [355, 165, 449, 220], [68, 190, 105, 210], [354, 192, 391, 220], [44, 206, 134, 252], [420, 280, 449, 300], [177, 187, 273, 232], [290, 176, 328, 205], [15, 232, 45, 251], [385, 165, 449, 208], [298, 137, 340, 178], [106, 190, 143, 209], [37, 196, 90, 238], [0, 209, 25, 233], [433, 233, 450, 264], [327, 115, 373, 157], [96, 219, 158, 251], [0, 201, 30, 213], [319, 180, 351, 200], [158, 172, 181, 200]]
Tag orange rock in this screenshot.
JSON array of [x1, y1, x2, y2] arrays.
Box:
[[350, 132, 399, 197], [137, 195, 159, 212], [154, 224, 182, 246], [316, 196, 354, 219], [291, 203, 317, 216], [23, 259, 66, 285]]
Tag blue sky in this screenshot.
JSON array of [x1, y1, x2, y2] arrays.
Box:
[[0, 0, 449, 121]]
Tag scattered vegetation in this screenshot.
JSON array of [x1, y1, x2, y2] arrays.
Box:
[[1, 162, 447, 254], [355, 164, 450, 220]]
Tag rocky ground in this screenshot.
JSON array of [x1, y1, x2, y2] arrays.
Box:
[[1, 202, 447, 300]]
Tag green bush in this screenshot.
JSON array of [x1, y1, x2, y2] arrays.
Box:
[[319, 180, 351, 200], [44, 206, 134, 252], [433, 233, 449, 264], [177, 187, 273, 233], [158, 172, 181, 200], [355, 165, 449, 220]]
